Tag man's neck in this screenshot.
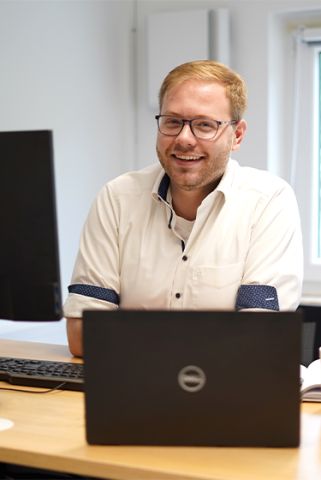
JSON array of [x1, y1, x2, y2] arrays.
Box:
[[171, 186, 211, 221]]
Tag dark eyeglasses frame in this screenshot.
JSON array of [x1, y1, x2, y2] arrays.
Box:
[[155, 115, 238, 140]]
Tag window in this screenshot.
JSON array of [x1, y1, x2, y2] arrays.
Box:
[[311, 44, 321, 264], [316, 48, 321, 260], [285, 26, 321, 293], [268, 11, 321, 297]]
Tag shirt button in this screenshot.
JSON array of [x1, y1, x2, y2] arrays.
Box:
[[182, 255, 188, 261], [175, 293, 181, 299]]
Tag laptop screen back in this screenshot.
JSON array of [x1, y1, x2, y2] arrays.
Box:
[[83, 309, 301, 447]]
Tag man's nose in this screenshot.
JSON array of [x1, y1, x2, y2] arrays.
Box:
[[175, 123, 197, 144]]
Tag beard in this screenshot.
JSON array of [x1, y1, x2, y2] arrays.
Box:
[[156, 144, 231, 193]]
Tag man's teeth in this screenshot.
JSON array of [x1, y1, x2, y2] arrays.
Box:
[[175, 155, 201, 161]]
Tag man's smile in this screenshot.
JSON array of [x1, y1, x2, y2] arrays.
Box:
[[172, 153, 203, 161]]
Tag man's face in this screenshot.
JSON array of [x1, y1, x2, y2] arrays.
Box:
[[156, 79, 246, 195]]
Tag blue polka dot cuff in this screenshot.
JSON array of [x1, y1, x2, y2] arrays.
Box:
[[68, 284, 120, 306], [236, 284, 279, 311]]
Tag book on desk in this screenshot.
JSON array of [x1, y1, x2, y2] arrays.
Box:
[[301, 357, 321, 402]]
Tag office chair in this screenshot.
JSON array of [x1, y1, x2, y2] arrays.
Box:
[[300, 305, 321, 366]]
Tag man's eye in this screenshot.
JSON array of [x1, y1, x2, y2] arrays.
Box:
[[195, 120, 214, 129], [165, 118, 181, 126]]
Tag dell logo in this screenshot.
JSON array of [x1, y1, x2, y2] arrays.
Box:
[[177, 365, 206, 393]]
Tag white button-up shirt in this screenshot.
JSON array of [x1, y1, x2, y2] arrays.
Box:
[[63, 159, 303, 317]]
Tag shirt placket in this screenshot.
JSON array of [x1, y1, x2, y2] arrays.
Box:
[[169, 248, 191, 308]]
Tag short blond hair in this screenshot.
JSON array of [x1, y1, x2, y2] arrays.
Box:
[[158, 60, 247, 121]]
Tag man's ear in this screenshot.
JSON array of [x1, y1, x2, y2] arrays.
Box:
[[231, 119, 247, 152]]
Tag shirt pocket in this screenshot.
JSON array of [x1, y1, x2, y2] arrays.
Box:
[[190, 262, 243, 309]]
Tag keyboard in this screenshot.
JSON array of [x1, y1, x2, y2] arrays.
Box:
[[0, 356, 84, 391]]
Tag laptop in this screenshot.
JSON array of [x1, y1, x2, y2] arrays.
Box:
[[83, 309, 302, 447]]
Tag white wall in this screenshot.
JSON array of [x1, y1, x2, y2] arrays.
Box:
[[0, 0, 136, 343]]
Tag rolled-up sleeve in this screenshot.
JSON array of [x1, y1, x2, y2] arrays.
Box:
[[63, 183, 120, 318]]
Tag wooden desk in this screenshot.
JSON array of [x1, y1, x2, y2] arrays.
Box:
[[0, 339, 321, 480]]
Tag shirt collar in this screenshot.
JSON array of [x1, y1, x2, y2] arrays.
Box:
[[215, 158, 237, 200], [152, 168, 170, 203], [157, 173, 170, 200]]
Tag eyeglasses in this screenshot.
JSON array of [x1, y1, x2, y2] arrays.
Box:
[[155, 115, 238, 140]]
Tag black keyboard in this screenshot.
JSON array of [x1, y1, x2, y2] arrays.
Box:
[[0, 356, 84, 391]]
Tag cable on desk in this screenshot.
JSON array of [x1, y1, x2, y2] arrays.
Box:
[[0, 383, 67, 394]]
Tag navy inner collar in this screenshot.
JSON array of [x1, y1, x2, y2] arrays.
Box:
[[157, 173, 170, 201]]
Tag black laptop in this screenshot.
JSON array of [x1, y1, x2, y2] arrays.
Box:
[[83, 309, 302, 447]]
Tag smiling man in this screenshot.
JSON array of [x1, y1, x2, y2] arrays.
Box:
[[64, 60, 303, 357]]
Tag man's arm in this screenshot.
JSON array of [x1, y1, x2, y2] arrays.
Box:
[[64, 185, 121, 359], [66, 317, 83, 357], [239, 180, 303, 310]]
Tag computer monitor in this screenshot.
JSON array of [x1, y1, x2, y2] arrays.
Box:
[[0, 130, 62, 321]]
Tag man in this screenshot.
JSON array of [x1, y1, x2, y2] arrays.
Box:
[[64, 60, 303, 357]]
